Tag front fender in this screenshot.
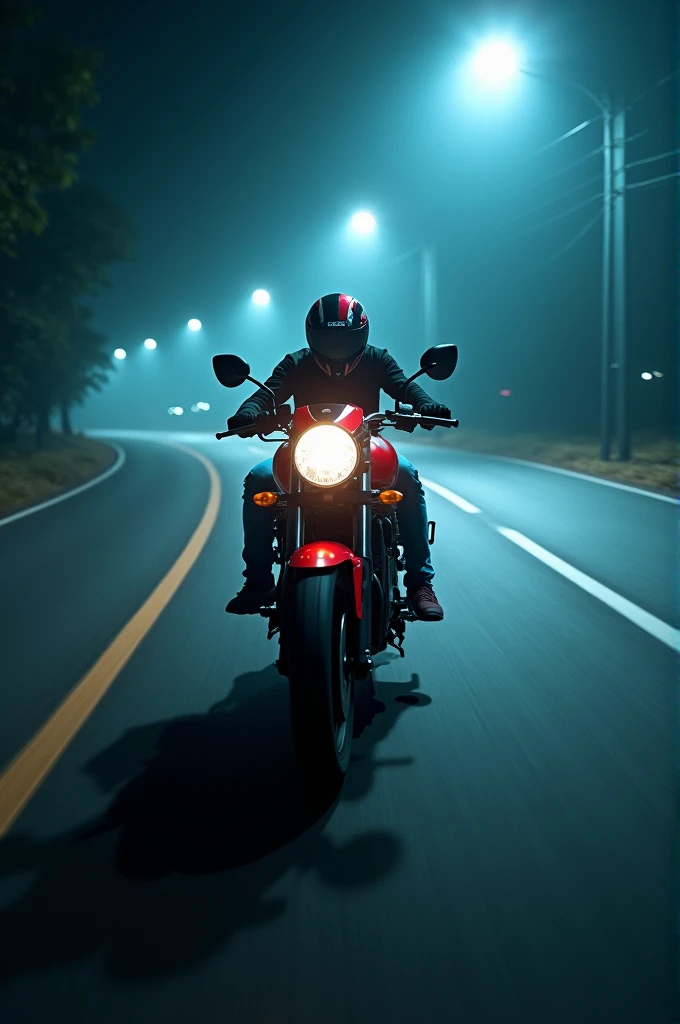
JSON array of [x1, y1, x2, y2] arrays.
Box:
[[288, 542, 363, 619]]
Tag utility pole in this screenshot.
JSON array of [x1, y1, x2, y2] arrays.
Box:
[[600, 106, 613, 460], [612, 105, 629, 460], [422, 245, 437, 350]]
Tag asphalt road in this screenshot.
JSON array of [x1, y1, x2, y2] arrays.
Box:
[[0, 429, 676, 1024]]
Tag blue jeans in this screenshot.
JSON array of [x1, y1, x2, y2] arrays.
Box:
[[241, 455, 434, 590]]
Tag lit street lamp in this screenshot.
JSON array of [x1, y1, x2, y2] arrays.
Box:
[[471, 40, 628, 461], [113, 348, 126, 360], [473, 40, 520, 85], [349, 212, 438, 350], [144, 338, 157, 350], [188, 319, 202, 332], [350, 210, 377, 235], [252, 289, 271, 306]]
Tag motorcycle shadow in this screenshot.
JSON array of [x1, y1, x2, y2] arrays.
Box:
[[0, 663, 431, 983], [78, 662, 428, 876]]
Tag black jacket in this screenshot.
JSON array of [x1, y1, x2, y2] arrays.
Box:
[[235, 345, 436, 419]]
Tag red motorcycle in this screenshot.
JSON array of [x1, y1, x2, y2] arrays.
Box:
[[213, 344, 459, 792]]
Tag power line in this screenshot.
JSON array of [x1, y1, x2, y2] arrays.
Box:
[[522, 208, 604, 275], [509, 130, 649, 208], [624, 148, 680, 170], [522, 116, 602, 162], [500, 171, 605, 230], [626, 70, 679, 111], [626, 171, 680, 191], [509, 191, 604, 241]]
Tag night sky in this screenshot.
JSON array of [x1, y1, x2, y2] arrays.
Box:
[[39, 0, 676, 434]]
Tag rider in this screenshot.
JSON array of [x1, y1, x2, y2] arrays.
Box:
[[226, 293, 452, 620]]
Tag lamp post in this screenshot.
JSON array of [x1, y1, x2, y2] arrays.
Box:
[[349, 212, 437, 349], [472, 42, 628, 461]]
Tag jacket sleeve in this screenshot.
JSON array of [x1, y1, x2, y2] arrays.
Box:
[[233, 353, 296, 418], [378, 349, 436, 410]]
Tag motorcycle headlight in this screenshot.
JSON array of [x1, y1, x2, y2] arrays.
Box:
[[294, 424, 360, 488]]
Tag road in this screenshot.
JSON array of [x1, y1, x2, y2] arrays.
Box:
[[0, 429, 676, 1024]]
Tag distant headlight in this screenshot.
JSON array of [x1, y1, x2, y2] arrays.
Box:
[[294, 424, 360, 488]]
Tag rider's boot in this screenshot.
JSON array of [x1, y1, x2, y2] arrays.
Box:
[[407, 583, 444, 621], [226, 580, 276, 615]]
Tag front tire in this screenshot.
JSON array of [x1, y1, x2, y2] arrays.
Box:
[[284, 568, 355, 794]]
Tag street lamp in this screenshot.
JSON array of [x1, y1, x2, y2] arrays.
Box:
[[252, 289, 271, 306], [350, 210, 376, 235], [349, 212, 437, 350], [471, 42, 627, 461], [473, 40, 521, 85], [114, 348, 126, 360], [188, 319, 202, 332], [144, 338, 157, 350]]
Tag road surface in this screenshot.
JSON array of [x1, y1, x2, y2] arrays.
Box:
[[0, 430, 676, 1024]]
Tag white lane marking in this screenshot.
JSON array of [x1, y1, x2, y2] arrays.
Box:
[[453, 450, 676, 505], [0, 444, 126, 528], [421, 477, 481, 514], [497, 527, 680, 652]]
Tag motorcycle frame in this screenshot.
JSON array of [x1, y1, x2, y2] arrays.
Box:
[[269, 420, 399, 678]]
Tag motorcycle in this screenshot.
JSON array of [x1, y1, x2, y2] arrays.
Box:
[[213, 343, 459, 792]]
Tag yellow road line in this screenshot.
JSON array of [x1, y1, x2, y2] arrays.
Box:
[[0, 443, 221, 839]]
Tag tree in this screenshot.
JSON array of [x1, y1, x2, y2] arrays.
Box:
[[55, 305, 112, 435], [0, 182, 135, 445], [0, 1, 100, 257]]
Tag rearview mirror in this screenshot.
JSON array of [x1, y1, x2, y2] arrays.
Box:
[[212, 354, 251, 388], [420, 344, 458, 381]]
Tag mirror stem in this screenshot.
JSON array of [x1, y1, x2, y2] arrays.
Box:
[[247, 376, 277, 409], [398, 367, 426, 406]]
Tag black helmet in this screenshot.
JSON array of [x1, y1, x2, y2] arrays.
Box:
[[305, 293, 369, 376]]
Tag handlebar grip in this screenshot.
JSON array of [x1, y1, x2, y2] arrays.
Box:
[[215, 425, 259, 440], [419, 416, 459, 428]]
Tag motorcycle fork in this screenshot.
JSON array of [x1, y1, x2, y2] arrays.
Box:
[[352, 462, 373, 678]]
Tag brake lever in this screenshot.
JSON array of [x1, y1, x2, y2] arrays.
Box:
[[216, 409, 292, 441]]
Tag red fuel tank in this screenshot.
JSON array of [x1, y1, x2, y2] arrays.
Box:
[[369, 434, 398, 489]]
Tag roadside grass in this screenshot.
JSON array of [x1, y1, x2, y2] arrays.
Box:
[[414, 429, 677, 497], [0, 434, 117, 515]]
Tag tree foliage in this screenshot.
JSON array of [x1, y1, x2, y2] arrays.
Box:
[[0, 1, 101, 257], [0, 3, 136, 446], [0, 182, 136, 442]]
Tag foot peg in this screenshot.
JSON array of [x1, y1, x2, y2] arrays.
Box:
[[398, 596, 417, 622]]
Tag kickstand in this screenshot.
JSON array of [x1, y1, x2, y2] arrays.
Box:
[[387, 618, 407, 657]]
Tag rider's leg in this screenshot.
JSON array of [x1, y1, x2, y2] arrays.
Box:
[[395, 456, 444, 621], [241, 459, 277, 584], [226, 459, 277, 614]]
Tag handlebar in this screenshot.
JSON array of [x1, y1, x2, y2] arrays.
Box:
[[216, 410, 459, 440], [366, 411, 459, 431]]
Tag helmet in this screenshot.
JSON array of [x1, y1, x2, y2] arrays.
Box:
[[305, 293, 369, 376]]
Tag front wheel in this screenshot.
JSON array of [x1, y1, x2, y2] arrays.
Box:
[[284, 568, 355, 794]]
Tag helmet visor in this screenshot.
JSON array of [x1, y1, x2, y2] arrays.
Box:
[[308, 330, 365, 361]]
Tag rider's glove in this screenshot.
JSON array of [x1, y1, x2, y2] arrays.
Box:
[[418, 402, 452, 430], [227, 410, 258, 436]]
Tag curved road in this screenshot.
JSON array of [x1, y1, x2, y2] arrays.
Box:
[[0, 430, 676, 1024]]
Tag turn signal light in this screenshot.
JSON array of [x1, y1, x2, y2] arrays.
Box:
[[378, 490, 403, 504], [253, 491, 278, 507]]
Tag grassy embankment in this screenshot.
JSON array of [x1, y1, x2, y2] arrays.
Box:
[[0, 434, 117, 515], [415, 429, 677, 497]]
